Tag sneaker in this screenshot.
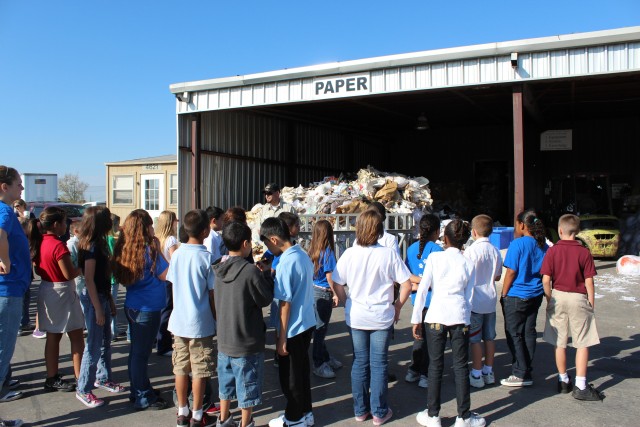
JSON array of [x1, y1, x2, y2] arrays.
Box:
[[416, 410, 441, 427], [136, 397, 168, 411], [453, 413, 486, 427], [268, 415, 306, 427], [500, 375, 532, 387], [177, 412, 191, 427], [354, 412, 370, 422], [313, 362, 336, 379], [0, 419, 24, 427], [572, 384, 605, 401], [372, 408, 393, 426], [0, 390, 23, 402], [205, 403, 221, 414], [304, 412, 315, 426], [32, 329, 46, 339], [94, 380, 126, 393], [405, 368, 420, 383], [418, 375, 429, 388], [216, 415, 237, 427], [482, 372, 495, 385], [557, 375, 571, 394], [469, 373, 485, 388], [327, 356, 343, 370], [76, 391, 105, 408], [4, 379, 20, 389], [190, 413, 216, 427], [44, 374, 76, 392]]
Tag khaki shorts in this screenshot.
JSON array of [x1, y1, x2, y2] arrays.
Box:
[[172, 336, 216, 378], [543, 290, 600, 349]]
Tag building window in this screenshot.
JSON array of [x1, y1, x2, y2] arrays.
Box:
[[169, 173, 178, 206], [112, 175, 134, 205]]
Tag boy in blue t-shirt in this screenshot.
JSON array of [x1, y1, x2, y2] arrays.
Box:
[[167, 210, 216, 427], [404, 214, 441, 388], [260, 217, 316, 427]]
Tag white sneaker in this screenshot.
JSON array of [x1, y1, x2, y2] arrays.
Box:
[[453, 413, 486, 427], [313, 362, 336, 379], [416, 409, 441, 427], [482, 372, 495, 385], [304, 412, 315, 426], [405, 368, 420, 383], [418, 375, 429, 388], [469, 373, 485, 388], [268, 413, 314, 427]]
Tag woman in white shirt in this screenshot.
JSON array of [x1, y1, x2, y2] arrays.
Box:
[[154, 210, 179, 357], [411, 219, 486, 427], [333, 210, 412, 426]]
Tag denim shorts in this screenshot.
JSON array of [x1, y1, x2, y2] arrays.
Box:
[[217, 352, 264, 408], [469, 311, 496, 344]]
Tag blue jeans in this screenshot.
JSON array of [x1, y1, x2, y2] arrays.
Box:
[[218, 352, 264, 408], [350, 327, 392, 419], [156, 282, 173, 354], [77, 293, 113, 393], [501, 295, 543, 379], [21, 287, 31, 327], [0, 296, 23, 390], [312, 287, 333, 368], [125, 307, 161, 409], [426, 323, 470, 419]]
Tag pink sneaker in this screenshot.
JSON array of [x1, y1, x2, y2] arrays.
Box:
[[373, 408, 393, 426], [355, 412, 370, 422], [94, 380, 125, 393], [76, 391, 105, 408], [32, 329, 46, 339]]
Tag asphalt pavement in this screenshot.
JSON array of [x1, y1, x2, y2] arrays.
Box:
[[1, 260, 638, 426]]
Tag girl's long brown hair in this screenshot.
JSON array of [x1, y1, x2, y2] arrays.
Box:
[[78, 206, 113, 274], [112, 209, 157, 285], [308, 220, 335, 276], [155, 210, 177, 253]]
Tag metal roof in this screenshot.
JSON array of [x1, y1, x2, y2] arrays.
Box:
[[105, 154, 177, 166], [170, 26, 640, 94]]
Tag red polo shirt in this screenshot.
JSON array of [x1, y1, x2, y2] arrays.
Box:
[[540, 240, 596, 294], [35, 234, 70, 282]]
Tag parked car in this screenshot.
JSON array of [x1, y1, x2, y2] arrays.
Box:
[[28, 202, 85, 242], [576, 214, 620, 258], [83, 201, 106, 208]]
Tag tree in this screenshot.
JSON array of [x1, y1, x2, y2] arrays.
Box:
[[59, 173, 89, 203]]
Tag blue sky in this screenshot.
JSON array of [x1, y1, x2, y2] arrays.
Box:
[[1, 1, 638, 201]]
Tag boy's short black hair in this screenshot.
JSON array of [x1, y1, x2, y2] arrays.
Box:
[[183, 209, 209, 238], [178, 225, 188, 243], [205, 206, 224, 222], [278, 212, 300, 229], [260, 217, 290, 242], [222, 222, 252, 251]]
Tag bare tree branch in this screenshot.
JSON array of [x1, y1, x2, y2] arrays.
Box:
[[59, 173, 89, 203]]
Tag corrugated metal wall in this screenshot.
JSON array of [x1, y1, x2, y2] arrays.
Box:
[[180, 110, 387, 211]]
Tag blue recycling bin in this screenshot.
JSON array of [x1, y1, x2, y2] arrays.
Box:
[[489, 227, 514, 250]]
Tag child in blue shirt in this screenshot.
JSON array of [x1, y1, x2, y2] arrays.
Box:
[[500, 209, 548, 387], [167, 209, 216, 427], [260, 217, 316, 427], [405, 214, 441, 388]]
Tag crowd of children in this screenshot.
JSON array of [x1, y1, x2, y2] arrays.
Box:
[[0, 167, 607, 427]]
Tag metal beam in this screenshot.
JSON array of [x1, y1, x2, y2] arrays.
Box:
[[190, 115, 200, 209], [513, 85, 525, 220]]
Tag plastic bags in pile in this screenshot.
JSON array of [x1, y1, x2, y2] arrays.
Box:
[[617, 255, 640, 276]]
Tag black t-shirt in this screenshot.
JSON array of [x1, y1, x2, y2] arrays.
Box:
[[79, 243, 111, 295]]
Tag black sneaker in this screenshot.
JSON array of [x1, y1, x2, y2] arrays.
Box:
[[557, 375, 571, 394], [44, 374, 76, 392], [572, 384, 605, 401]]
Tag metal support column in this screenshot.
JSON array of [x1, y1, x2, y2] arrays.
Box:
[[513, 85, 525, 219], [190, 114, 200, 209]]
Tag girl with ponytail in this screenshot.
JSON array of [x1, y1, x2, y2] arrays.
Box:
[[499, 209, 549, 388], [404, 213, 441, 387]]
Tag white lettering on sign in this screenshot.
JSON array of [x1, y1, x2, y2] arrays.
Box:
[[143, 164, 160, 170], [540, 130, 572, 151], [313, 73, 370, 99]]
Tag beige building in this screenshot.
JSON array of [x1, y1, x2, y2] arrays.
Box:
[[105, 154, 178, 222]]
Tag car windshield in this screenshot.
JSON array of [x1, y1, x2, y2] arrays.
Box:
[[580, 219, 618, 230], [60, 205, 85, 218]]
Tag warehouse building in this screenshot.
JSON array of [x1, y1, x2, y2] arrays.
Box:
[[170, 27, 640, 225]]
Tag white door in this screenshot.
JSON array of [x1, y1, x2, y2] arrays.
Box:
[[140, 174, 164, 221]]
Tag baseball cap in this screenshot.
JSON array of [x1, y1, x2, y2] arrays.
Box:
[[263, 183, 280, 193]]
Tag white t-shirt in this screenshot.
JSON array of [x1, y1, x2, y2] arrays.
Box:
[[353, 231, 400, 255], [162, 235, 179, 261], [411, 247, 476, 326], [332, 244, 411, 330], [464, 237, 503, 314]]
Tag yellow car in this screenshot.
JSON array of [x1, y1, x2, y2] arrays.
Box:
[[576, 215, 620, 258]]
